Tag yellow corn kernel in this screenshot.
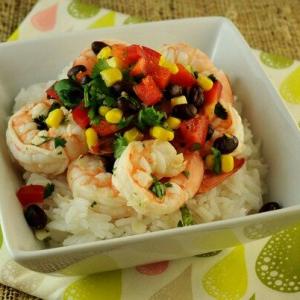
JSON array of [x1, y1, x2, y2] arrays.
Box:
[[100, 68, 123, 87], [171, 95, 188, 107], [124, 127, 143, 142], [185, 64, 193, 73], [205, 155, 215, 170], [107, 57, 118, 68], [85, 128, 98, 149], [105, 108, 123, 124], [98, 106, 111, 116], [150, 126, 174, 141], [221, 154, 234, 173], [159, 55, 179, 74], [166, 116, 181, 129], [97, 46, 112, 60], [45, 108, 64, 128], [197, 74, 213, 91]]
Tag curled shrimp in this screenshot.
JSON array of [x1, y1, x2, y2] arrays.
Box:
[[6, 100, 88, 176], [67, 155, 133, 220], [161, 43, 244, 154], [112, 140, 204, 216]]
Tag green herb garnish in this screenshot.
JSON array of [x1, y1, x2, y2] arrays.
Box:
[[118, 115, 134, 129], [211, 147, 221, 174], [137, 106, 165, 130], [54, 137, 66, 148], [214, 102, 228, 120], [177, 206, 194, 227], [183, 170, 190, 178], [150, 178, 172, 198], [88, 108, 101, 125], [54, 79, 83, 108], [113, 134, 128, 158], [91, 59, 109, 79], [44, 183, 54, 198]]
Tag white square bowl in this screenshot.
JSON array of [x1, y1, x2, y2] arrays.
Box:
[[1, 17, 300, 275]]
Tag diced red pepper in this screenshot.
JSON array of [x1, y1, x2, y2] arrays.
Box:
[[170, 64, 197, 87], [133, 75, 163, 105], [46, 86, 59, 100], [92, 120, 118, 137], [198, 158, 245, 193], [17, 185, 45, 207], [72, 105, 90, 129], [179, 115, 209, 147], [203, 80, 222, 104]]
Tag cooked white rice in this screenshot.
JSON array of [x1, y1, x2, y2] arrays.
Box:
[[15, 82, 267, 247]]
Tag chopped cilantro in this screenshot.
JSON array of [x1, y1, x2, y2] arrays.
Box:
[[88, 108, 101, 125], [54, 79, 83, 108], [103, 95, 116, 107], [54, 137, 66, 148], [150, 178, 172, 198], [177, 206, 194, 227], [91, 59, 109, 79], [44, 183, 54, 198], [113, 134, 128, 159], [214, 102, 228, 120], [191, 143, 201, 151], [33, 115, 48, 130], [211, 147, 221, 174], [183, 170, 190, 178], [137, 107, 165, 130], [118, 115, 134, 129]]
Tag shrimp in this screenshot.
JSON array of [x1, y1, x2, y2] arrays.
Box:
[[161, 43, 244, 154], [112, 140, 204, 216], [6, 99, 88, 176], [67, 155, 133, 220]]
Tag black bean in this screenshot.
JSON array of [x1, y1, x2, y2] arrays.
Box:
[[111, 81, 133, 95], [67, 65, 87, 79], [206, 124, 214, 141], [102, 155, 115, 173], [208, 74, 217, 82], [24, 205, 47, 230], [172, 104, 197, 120], [186, 85, 204, 109], [167, 85, 183, 97], [259, 202, 282, 213], [214, 102, 228, 120], [80, 75, 91, 85], [91, 41, 108, 55], [213, 134, 239, 154], [117, 97, 139, 114]]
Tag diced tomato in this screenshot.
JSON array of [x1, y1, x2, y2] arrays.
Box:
[[133, 75, 163, 105], [203, 80, 222, 104], [92, 120, 118, 137], [72, 105, 90, 129], [130, 57, 147, 77], [170, 64, 197, 87], [179, 115, 209, 147], [198, 158, 245, 193], [112, 44, 143, 68], [130, 58, 171, 89], [17, 185, 45, 207], [151, 65, 171, 89], [46, 86, 59, 100], [141, 46, 161, 63]]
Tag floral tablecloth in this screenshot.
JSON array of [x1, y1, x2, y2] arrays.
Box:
[[1, 1, 300, 299]]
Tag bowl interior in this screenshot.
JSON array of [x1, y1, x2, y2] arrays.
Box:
[[0, 17, 299, 254]]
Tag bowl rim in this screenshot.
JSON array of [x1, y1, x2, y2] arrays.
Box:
[[1, 16, 300, 261]]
